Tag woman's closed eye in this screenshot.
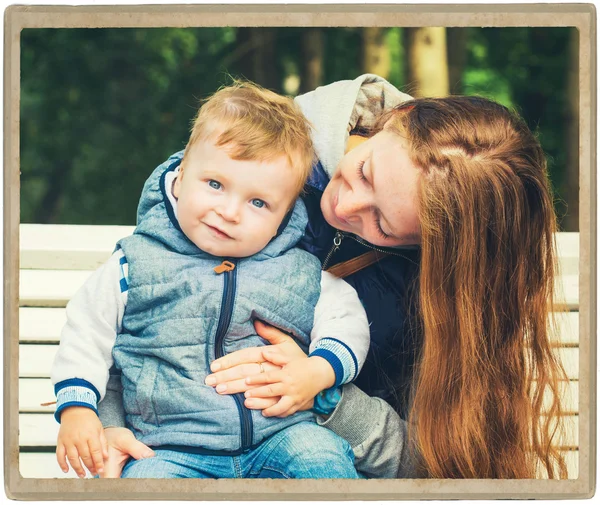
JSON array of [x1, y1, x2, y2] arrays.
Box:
[[356, 160, 368, 183], [373, 208, 390, 240]]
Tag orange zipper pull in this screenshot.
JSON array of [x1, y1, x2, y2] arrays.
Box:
[[40, 400, 57, 406], [214, 260, 236, 274]]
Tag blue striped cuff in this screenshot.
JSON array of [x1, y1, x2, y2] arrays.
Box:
[[54, 379, 100, 423], [309, 337, 358, 387]]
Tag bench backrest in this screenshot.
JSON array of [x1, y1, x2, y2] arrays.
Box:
[[18, 224, 580, 478]]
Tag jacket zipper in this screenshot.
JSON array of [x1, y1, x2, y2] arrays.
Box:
[[321, 231, 344, 271], [213, 259, 253, 450], [321, 231, 419, 271]]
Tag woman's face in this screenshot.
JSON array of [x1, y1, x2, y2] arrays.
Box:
[[321, 130, 421, 247]]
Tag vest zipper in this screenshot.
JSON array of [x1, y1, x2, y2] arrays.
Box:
[[321, 230, 419, 270], [214, 259, 253, 450], [321, 231, 344, 271]]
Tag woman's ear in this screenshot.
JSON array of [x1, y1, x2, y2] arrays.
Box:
[[345, 135, 369, 153]]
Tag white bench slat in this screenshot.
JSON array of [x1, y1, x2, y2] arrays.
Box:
[[19, 307, 67, 343], [20, 224, 134, 271], [550, 312, 579, 346], [19, 270, 94, 307], [19, 377, 579, 415], [554, 274, 579, 311], [18, 412, 581, 449], [20, 228, 577, 269], [19, 308, 580, 345], [19, 344, 582, 381], [19, 453, 93, 479], [19, 378, 56, 413], [19, 268, 579, 316]]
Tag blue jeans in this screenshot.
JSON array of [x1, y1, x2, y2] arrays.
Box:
[[121, 421, 358, 479]]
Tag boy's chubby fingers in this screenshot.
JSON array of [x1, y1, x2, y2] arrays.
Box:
[[88, 438, 105, 476], [210, 347, 265, 372], [77, 443, 96, 478], [66, 446, 86, 479], [262, 397, 294, 418], [100, 430, 109, 460], [56, 443, 70, 474]]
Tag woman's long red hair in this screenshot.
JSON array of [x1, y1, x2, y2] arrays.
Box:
[[379, 97, 568, 478]]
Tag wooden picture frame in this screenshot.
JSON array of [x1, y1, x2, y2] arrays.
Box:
[[4, 2, 596, 500]]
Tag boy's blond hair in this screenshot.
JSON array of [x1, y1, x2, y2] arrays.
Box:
[[182, 80, 314, 197]]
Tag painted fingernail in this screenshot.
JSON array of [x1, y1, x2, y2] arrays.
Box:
[[216, 384, 227, 393], [205, 376, 216, 386]]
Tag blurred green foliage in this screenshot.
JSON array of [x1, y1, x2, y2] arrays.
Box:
[[20, 27, 576, 228]]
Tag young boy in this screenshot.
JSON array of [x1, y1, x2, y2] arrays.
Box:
[[51, 82, 370, 479]]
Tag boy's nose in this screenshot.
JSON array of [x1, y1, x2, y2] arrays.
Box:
[[217, 199, 241, 223]]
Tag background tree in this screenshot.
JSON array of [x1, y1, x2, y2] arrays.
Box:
[[20, 27, 578, 230], [404, 27, 450, 97], [299, 29, 324, 93], [362, 27, 390, 78]]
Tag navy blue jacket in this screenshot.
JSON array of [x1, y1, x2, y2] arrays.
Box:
[[300, 161, 422, 419]]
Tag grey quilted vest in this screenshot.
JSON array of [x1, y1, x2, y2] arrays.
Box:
[[113, 154, 321, 453]]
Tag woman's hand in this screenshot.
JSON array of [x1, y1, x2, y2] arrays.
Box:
[[101, 427, 155, 478], [205, 320, 306, 394], [206, 321, 328, 417]]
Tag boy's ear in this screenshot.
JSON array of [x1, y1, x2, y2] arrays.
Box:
[[173, 170, 183, 199]]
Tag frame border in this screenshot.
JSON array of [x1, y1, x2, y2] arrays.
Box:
[[4, 3, 596, 500]]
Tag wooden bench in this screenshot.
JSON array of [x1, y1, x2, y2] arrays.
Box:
[[18, 224, 581, 478]]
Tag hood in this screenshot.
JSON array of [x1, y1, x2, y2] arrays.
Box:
[[294, 73, 413, 180]]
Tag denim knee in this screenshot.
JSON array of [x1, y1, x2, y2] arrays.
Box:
[[121, 451, 196, 479], [264, 422, 358, 479]]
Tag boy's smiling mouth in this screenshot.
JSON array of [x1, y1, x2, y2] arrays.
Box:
[[204, 222, 233, 240]]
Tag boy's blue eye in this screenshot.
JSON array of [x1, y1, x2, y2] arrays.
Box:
[[251, 199, 266, 208], [208, 180, 222, 190]]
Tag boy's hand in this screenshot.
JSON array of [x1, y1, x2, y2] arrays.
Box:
[[244, 356, 335, 418], [56, 406, 108, 478]]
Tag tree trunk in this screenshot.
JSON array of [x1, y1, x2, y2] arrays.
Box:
[[563, 29, 579, 231], [299, 29, 324, 94], [446, 28, 467, 95], [404, 27, 449, 97], [235, 28, 280, 90], [362, 27, 390, 78]]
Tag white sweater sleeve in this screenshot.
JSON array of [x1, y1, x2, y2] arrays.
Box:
[[50, 249, 127, 422], [308, 271, 370, 386]]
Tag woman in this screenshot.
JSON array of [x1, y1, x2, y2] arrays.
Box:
[[98, 74, 568, 479]]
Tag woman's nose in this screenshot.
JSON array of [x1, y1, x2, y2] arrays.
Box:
[[336, 189, 370, 221]]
